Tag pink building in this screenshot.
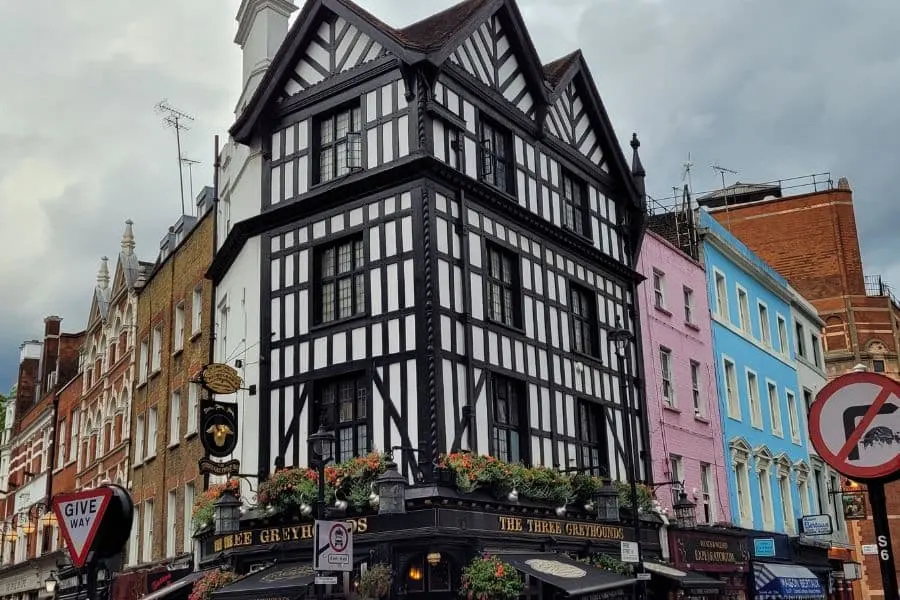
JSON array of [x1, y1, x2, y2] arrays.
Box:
[[637, 230, 731, 524]]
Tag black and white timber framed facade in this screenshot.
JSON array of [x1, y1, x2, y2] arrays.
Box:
[[210, 0, 650, 499]]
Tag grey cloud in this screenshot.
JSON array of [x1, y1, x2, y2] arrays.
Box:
[[0, 0, 897, 387]]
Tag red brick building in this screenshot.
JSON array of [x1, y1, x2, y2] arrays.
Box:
[[0, 317, 83, 595], [74, 221, 151, 492], [702, 176, 898, 598]]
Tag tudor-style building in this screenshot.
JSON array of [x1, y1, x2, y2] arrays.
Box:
[[204, 0, 654, 597]]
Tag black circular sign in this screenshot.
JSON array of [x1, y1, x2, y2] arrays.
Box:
[[201, 401, 239, 458]]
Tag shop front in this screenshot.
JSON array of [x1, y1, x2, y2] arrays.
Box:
[[748, 533, 827, 600], [666, 528, 750, 600], [197, 499, 664, 600], [0, 550, 63, 600]]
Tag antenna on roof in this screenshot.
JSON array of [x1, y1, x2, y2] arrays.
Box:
[[711, 162, 739, 230], [155, 100, 195, 215], [180, 156, 201, 214], [681, 152, 695, 195]]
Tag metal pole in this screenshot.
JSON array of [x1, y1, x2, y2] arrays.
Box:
[[174, 116, 186, 215], [868, 483, 898, 600], [617, 348, 644, 599], [316, 460, 325, 600]]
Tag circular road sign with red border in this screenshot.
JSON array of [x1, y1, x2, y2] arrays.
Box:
[[809, 371, 900, 482], [329, 522, 349, 553]]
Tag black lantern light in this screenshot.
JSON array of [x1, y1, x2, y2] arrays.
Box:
[[673, 491, 697, 529], [596, 481, 621, 522], [44, 572, 57, 594], [214, 489, 242, 534], [375, 458, 407, 515], [309, 426, 335, 466]]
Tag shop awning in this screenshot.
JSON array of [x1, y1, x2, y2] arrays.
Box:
[[211, 562, 315, 600], [642, 562, 726, 593], [495, 552, 637, 597], [754, 563, 825, 600], [141, 571, 208, 600]]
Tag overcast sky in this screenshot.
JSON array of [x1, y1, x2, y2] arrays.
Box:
[[1, 0, 897, 390]]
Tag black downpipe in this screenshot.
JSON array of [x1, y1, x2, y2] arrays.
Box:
[[203, 135, 221, 493]]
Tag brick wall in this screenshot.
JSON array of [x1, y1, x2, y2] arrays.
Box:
[[130, 212, 213, 564]]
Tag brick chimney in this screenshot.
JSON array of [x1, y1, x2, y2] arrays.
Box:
[[40, 316, 62, 394], [14, 339, 42, 430]]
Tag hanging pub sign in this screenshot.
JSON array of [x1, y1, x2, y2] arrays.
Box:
[[843, 491, 867, 520], [200, 400, 239, 458], [198, 457, 241, 477], [198, 363, 243, 395]]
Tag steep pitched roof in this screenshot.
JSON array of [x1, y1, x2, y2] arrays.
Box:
[[542, 51, 580, 88], [395, 0, 489, 50]]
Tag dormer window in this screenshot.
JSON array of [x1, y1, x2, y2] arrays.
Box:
[[314, 103, 362, 184], [479, 118, 513, 194]]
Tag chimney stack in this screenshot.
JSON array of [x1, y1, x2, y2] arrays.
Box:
[[234, 0, 298, 114], [41, 316, 62, 393], [14, 340, 42, 430]]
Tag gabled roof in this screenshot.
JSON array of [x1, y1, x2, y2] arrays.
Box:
[[542, 50, 579, 88]]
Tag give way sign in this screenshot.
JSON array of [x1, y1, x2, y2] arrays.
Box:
[[809, 371, 900, 482], [52, 487, 114, 568]]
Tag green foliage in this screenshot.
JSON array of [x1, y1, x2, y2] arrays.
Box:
[[515, 465, 573, 504], [257, 468, 319, 511], [582, 554, 634, 576], [357, 563, 392, 599], [615, 481, 654, 514], [460, 555, 524, 600]]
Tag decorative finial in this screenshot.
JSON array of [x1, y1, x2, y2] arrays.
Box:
[[121, 219, 135, 255], [630, 133, 640, 151], [629, 133, 646, 201], [97, 256, 110, 289]]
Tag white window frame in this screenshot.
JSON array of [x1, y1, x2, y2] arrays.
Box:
[[796, 321, 806, 358], [747, 369, 761, 428], [139, 338, 149, 383], [787, 390, 801, 443], [735, 459, 753, 527], [736, 285, 751, 332], [660, 347, 674, 406], [69, 410, 79, 463], [724, 357, 740, 420], [777, 315, 789, 356], [186, 383, 199, 435], [811, 333, 822, 367], [653, 270, 666, 310], [134, 414, 145, 464], [166, 489, 177, 557], [690, 360, 703, 416], [191, 286, 203, 335], [767, 380, 783, 436], [700, 463, 714, 523], [151, 326, 163, 373], [714, 269, 728, 319], [128, 505, 140, 565], [758, 301, 771, 347], [169, 390, 181, 447], [173, 303, 185, 352], [668, 454, 684, 504], [798, 471, 811, 517], [757, 459, 775, 530], [142, 500, 154, 562], [183, 482, 195, 553], [57, 419, 67, 468], [218, 297, 230, 362], [147, 407, 158, 460], [683, 286, 694, 324], [778, 465, 795, 533]]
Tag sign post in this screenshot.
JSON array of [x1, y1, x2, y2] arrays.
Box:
[[809, 371, 900, 600]]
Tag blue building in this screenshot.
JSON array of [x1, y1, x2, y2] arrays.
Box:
[[699, 209, 812, 534]]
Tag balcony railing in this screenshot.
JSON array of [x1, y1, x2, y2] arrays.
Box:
[[865, 274, 900, 308]]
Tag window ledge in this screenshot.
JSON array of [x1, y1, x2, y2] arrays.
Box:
[[662, 404, 680, 414], [136, 379, 148, 390], [685, 321, 701, 332], [185, 430, 198, 441], [654, 305, 672, 317], [751, 423, 764, 431], [791, 437, 802, 445], [168, 441, 180, 450], [190, 330, 202, 342], [694, 415, 710, 424], [571, 349, 602, 365], [309, 312, 370, 333], [149, 369, 162, 381], [145, 453, 157, 464], [172, 347, 184, 358], [486, 317, 526, 337]]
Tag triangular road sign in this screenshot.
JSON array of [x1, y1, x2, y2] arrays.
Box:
[[52, 487, 114, 568]]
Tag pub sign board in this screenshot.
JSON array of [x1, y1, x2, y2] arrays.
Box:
[[670, 531, 749, 573], [200, 400, 239, 458]]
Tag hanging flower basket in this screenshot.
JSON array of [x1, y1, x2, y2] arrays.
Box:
[[615, 482, 655, 514], [191, 479, 241, 533], [516, 465, 573, 504], [357, 563, 392, 599], [460, 554, 523, 600], [189, 570, 236, 600], [439, 453, 515, 494], [257, 468, 319, 513], [329, 452, 390, 511]]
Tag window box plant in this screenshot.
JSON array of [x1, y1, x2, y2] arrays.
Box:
[[189, 569, 236, 600], [460, 554, 523, 600], [357, 563, 392, 599], [191, 479, 241, 533]]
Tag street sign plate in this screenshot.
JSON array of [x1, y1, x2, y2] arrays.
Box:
[[800, 514, 833, 536], [315, 576, 338, 585], [809, 372, 900, 481], [52, 487, 114, 568], [620, 541, 639, 563], [862, 544, 878, 555], [313, 520, 353, 572], [637, 573, 652, 581]]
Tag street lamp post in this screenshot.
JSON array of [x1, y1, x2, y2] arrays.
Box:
[[609, 323, 644, 597], [308, 426, 335, 600]]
